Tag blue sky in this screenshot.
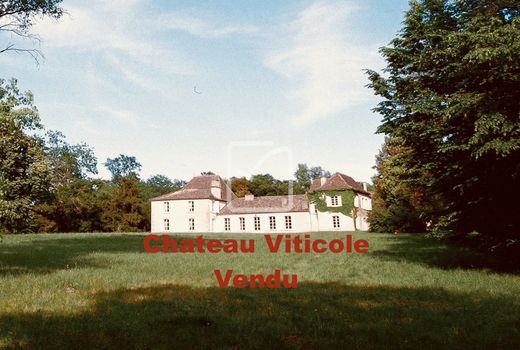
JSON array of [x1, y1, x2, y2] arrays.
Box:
[[1, 0, 409, 182]]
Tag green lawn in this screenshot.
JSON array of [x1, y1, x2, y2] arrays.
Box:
[[0, 232, 519, 349]]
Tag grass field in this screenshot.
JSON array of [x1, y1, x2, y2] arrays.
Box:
[[0, 232, 519, 349]]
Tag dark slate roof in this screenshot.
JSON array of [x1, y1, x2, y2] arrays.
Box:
[[310, 172, 370, 195], [151, 175, 237, 202], [219, 194, 309, 215]]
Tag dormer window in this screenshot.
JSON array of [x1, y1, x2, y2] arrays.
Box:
[[328, 195, 341, 207]]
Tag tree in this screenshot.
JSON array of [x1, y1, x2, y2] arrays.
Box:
[[104, 155, 141, 181], [200, 171, 215, 176], [369, 137, 429, 233], [146, 174, 173, 188], [294, 164, 311, 194], [44, 130, 97, 187], [249, 174, 287, 196], [309, 166, 330, 180], [34, 179, 108, 232], [101, 177, 146, 232], [144, 174, 185, 196], [33, 131, 101, 232], [0, 79, 51, 232], [230, 177, 251, 197], [0, 0, 64, 62], [294, 163, 330, 194], [367, 1, 520, 240]]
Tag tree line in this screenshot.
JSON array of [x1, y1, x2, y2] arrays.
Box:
[[366, 1, 519, 253], [0, 79, 180, 233], [0, 81, 333, 233]]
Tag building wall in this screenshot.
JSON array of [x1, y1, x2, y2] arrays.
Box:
[[151, 192, 372, 233], [151, 199, 216, 233], [355, 194, 372, 230], [355, 194, 372, 211], [315, 211, 356, 231], [311, 191, 372, 231], [356, 210, 370, 231]]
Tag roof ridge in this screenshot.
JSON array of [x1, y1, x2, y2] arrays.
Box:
[[236, 194, 307, 198]]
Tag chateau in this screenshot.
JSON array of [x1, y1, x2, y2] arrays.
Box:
[[150, 172, 372, 233]]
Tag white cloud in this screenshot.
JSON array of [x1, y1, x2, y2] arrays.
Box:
[[36, 6, 131, 52], [31, 1, 262, 95], [96, 106, 139, 126], [155, 13, 259, 38], [39, 102, 139, 127], [93, 0, 143, 14], [104, 54, 172, 97], [265, 1, 382, 126], [33, 1, 194, 88]]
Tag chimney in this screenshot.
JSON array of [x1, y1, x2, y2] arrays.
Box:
[[210, 180, 221, 199], [362, 182, 368, 191], [320, 177, 327, 186], [245, 194, 254, 201]]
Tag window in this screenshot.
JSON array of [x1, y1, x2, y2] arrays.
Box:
[[331, 196, 339, 206], [333, 215, 340, 228], [254, 217, 261, 231], [164, 219, 170, 231], [239, 217, 245, 231], [224, 218, 230, 231], [189, 218, 195, 231], [269, 216, 276, 230], [188, 201, 194, 212], [285, 216, 292, 230], [164, 202, 169, 212]]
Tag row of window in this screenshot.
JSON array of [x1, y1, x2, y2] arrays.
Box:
[[330, 195, 371, 209], [224, 215, 293, 231], [164, 201, 194, 213], [163, 218, 195, 231], [163, 215, 340, 231]]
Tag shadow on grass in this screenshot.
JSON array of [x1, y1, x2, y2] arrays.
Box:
[[0, 234, 148, 275], [1, 282, 519, 349], [370, 233, 520, 273]]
